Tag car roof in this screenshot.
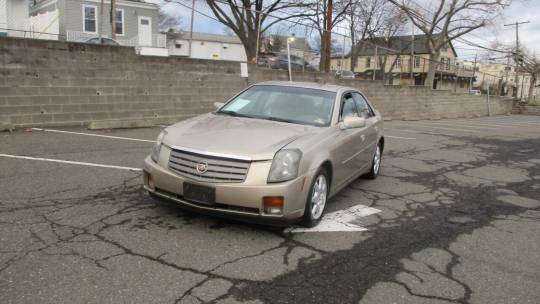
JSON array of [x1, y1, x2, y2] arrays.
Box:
[[254, 81, 357, 93]]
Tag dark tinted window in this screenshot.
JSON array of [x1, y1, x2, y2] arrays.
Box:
[[352, 92, 374, 118]]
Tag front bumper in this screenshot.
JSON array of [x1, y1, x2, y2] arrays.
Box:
[[143, 152, 312, 222]]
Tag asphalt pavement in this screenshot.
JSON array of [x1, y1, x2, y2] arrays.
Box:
[[0, 115, 539, 304]]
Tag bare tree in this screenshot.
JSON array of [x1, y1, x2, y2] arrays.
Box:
[[159, 9, 183, 32], [265, 35, 285, 52], [201, 0, 311, 63], [346, 0, 407, 73], [310, 35, 341, 54], [348, 0, 408, 79], [388, 0, 511, 87], [519, 51, 540, 103], [304, 0, 350, 72]]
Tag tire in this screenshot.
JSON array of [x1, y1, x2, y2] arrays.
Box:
[[301, 168, 329, 228], [366, 142, 382, 180]]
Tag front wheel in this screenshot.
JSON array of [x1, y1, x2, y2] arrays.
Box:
[[301, 168, 329, 228], [366, 143, 382, 179]]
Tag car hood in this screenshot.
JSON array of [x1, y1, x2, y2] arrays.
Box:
[[163, 113, 319, 161]]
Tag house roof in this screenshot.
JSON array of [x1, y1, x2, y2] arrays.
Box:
[[350, 34, 458, 58], [167, 31, 242, 44]]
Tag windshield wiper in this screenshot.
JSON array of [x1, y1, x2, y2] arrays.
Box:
[[262, 116, 298, 124], [217, 110, 253, 118]]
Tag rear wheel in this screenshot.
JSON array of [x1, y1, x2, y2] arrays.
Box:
[[366, 143, 382, 179], [301, 168, 329, 228]]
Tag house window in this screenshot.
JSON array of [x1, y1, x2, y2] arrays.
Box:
[[396, 56, 401, 68], [83, 5, 97, 33], [439, 58, 445, 70], [115, 9, 124, 36], [175, 43, 182, 49], [414, 56, 420, 68], [366, 57, 371, 68]]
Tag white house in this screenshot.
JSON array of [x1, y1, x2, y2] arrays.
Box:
[[0, 0, 30, 37], [167, 31, 247, 62]]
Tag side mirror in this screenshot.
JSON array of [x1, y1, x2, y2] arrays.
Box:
[[214, 102, 225, 110], [340, 116, 366, 130]]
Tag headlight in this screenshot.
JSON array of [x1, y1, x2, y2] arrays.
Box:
[[268, 149, 302, 183], [151, 130, 167, 163]]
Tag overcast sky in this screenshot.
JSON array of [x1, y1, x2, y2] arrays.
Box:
[[153, 0, 540, 62]]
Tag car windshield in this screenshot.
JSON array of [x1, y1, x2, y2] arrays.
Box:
[[217, 85, 336, 127]]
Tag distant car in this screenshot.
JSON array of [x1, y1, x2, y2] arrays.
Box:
[[85, 37, 120, 46], [333, 70, 355, 79], [469, 89, 481, 96], [259, 52, 316, 71]]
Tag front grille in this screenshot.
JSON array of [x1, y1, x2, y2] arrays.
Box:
[[168, 148, 250, 183]]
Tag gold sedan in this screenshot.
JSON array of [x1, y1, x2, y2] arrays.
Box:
[[143, 81, 384, 227]]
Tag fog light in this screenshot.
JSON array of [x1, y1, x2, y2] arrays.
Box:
[[145, 171, 155, 190], [263, 196, 284, 214]]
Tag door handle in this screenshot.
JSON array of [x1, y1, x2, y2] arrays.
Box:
[[361, 134, 366, 142]]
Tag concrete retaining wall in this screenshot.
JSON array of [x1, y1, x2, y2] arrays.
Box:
[[0, 37, 513, 130], [512, 103, 540, 116]]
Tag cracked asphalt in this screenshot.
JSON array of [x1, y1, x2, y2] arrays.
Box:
[[1, 115, 539, 304]]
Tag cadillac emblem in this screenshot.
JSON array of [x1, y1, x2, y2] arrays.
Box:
[[196, 161, 208, 174]]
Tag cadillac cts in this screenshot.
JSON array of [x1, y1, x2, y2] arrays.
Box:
[[143, 81, 384, 227]]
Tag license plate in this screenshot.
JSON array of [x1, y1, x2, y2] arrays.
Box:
[[183, 183, 216, 206]]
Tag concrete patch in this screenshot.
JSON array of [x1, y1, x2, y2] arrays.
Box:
[[497, 195, 540, 209], [462, 166, 530, 183]]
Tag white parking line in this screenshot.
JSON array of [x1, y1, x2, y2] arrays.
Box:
[[386, 128, 457, 137], [391, 123, 480, 133], [418, 122, 499, 130], [450, 121, 513, 128], [481, 120, 540, 126], [285, 204, 381, 233], [31, 128, 156, 143], [386, 135, 417, 140], [0, 153, 142, 172]]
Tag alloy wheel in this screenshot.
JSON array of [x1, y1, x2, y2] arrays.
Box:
[[311, 175, 328, 220]]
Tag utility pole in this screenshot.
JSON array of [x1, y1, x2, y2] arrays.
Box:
[[324, 0, 333, 72], [188, 0, 196, 58], [99, 0, 104, 42], [469, 54, 477, 91], [504, 21, 530, 100], [410, 19, 414, 84], [341, 34, 346, 70], [373, 46, 378, 81], [110, 0, 116, 40]]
